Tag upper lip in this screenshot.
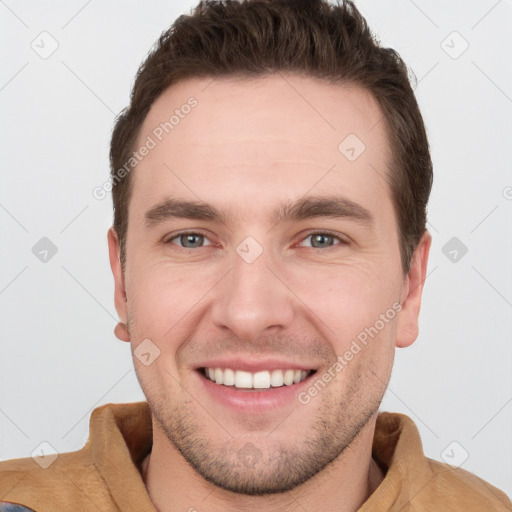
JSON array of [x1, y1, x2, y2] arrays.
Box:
[[195, 357, 318, 373]]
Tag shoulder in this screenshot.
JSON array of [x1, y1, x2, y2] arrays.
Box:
[[0, 447, 112, 511], [421, 457, 512, 511], [372, 412, 511, 511], [0, 402, 152, 512]]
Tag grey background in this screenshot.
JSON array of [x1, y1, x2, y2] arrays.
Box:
[[1, 0, 511, 499]]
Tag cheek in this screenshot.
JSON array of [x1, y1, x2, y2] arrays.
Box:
[[286, 262, 400, 349], [125, 262, 216, 341]]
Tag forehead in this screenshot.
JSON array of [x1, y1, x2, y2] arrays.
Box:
[[130, 74, 393, 226]]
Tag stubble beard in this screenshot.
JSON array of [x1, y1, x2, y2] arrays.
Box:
[[145, 373, 383, 496]]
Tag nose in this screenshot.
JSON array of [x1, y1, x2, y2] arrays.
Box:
[[210, 245, 295, 342]]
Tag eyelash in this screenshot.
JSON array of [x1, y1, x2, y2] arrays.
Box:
[[164, 230, 349, 251]]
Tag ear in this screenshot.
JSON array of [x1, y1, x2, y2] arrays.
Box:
[[395, 230, 432, 348], [107, 227, 130, 342]]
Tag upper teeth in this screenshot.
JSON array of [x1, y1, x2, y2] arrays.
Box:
[[204, 368, 311, 389]]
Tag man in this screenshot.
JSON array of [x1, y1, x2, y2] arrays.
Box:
[[1, 0, 510, 510]]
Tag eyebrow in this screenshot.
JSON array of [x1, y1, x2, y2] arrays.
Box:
[[144, 195, 374, 229]]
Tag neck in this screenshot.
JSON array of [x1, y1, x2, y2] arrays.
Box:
[[141, 415, 384, 512]]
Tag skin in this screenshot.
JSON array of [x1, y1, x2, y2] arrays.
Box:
[[108, 74, 431, 512]]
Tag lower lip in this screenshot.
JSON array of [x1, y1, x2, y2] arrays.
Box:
[[197, 370, 316, 413]]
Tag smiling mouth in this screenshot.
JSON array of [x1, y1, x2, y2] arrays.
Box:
[[199, 367, 317, 390]]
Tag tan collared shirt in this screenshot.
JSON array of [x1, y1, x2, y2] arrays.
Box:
[[0, 402, 510, 511]]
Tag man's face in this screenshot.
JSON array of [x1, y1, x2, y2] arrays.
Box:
[[109, 74, 429, 494]]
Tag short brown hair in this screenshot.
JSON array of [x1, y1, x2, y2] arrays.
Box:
[[110, 0, 432, 273]]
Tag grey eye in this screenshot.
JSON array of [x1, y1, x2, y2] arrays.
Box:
[[300, 232, 344, 249], [168, 232, 212, 248]]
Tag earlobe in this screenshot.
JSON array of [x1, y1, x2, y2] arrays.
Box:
[[114, 321, 131, 342], [395, 230, 432, 348], [107, 227, 130, 343]]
